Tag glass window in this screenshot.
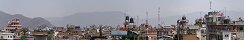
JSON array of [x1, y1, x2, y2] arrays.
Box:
[[225, 35, 229, 37], [201, 30, 205, 33], [1, 36, 3, 38], [240, 27, 243, 30], [218, 17, 221, 21]]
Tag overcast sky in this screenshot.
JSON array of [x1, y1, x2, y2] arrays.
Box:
[[0, 0, 243, 18]]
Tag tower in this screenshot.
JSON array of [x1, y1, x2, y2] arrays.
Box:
[[176, 16, 189, 40], [158, 7, 161, 25], [205, 11, 226, 40], [145, 11, 149, 28]]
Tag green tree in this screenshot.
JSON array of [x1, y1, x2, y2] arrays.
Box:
[[66, 27, 73, 40], [21, 27, 29, 35], [48, 29, 55, 40], [20, 27, 29, 40]]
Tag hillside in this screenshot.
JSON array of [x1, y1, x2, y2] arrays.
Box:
[[0, 11, 53, 30], [47, 11, 124, 26]]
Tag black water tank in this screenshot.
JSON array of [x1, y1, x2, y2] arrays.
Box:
[[126, 16, 130, 20], [129, 18, 134, 23], [223, 19, 230, 24], [182, 16, 186, 20]]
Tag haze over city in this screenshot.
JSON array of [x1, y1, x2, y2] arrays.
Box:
[[0, 0, 243, 18], [1, 0, 244, 40]]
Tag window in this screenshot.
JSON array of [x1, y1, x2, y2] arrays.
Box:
[[240, 27, 243, 30], [201, 30, 205, 33], [1, 36, 3, 38], [225, 35, 229, 37], [218, 17, 222, 21]]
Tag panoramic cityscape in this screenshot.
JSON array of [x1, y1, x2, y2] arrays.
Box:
[[1, 0, 244, 40]]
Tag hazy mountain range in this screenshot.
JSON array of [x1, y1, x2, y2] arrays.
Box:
[[151, 11, 244, 25], [47, 11, 244, 27], [0, 11, 243, 28], [0, 11, 53, 29], [47, 11, 125, 27]]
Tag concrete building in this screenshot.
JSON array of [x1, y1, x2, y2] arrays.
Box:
[[159, 25, 176, 40], [31, 25, 53, 40], [0, 33, 15, 40], [4, 18, 22, 33], [205, 11, 244, 40], [0, 18, 23, 40], [196, 27, 207, 40], [195, 18, 207, 40]]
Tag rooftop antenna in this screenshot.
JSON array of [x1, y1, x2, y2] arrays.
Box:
[[137, 16, 139, 25], [209, 0, 212, 10], [124, 9, 128, 23], [146, 11, 149, 25], [224, 7, 227, 16], [200, 12, 202, 18], [124, 9, 128, 17], [158, 7, 161, 25]]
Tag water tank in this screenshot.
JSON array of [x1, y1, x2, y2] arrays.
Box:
[[126, 16, 130, 20], [182, 16, 187, 20], [223, 19, 230, 24], [129, 18, 134, 23]]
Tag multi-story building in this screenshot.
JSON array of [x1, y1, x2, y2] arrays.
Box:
[[55, 25, 84, 40], [0, 33, 15, 40], [4, 18, 22, 33], [31, 26, 49, 40], [205, 11, 244, 40], [0, 18, 22, 40], [195, 18, 207, 40], [176, 16, 199, 40], [159, 25, 176, 40]]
